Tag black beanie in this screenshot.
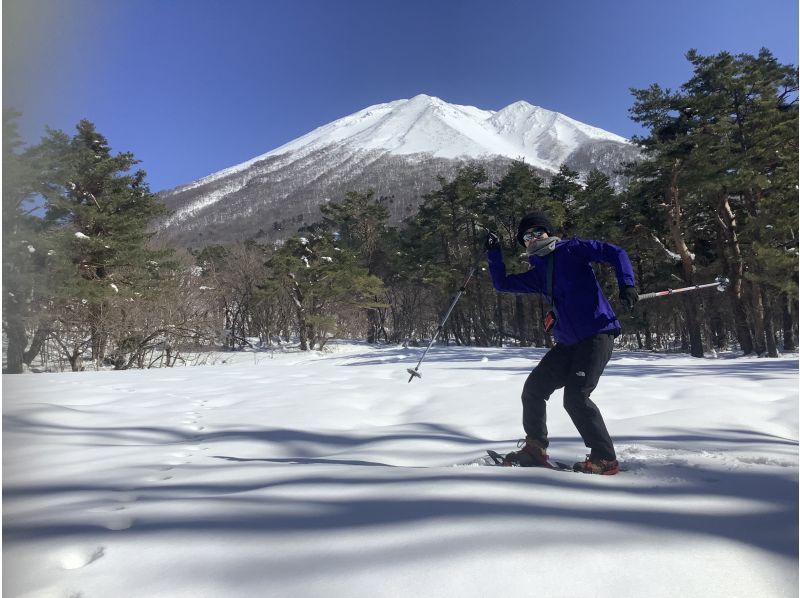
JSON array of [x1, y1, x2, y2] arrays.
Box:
[[516, 211, 555, 246]]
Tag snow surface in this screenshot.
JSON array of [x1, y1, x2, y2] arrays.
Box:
[[3, 344, 798, 598]]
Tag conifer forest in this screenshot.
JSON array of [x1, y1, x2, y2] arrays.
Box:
[[3, 49, 797, 372]]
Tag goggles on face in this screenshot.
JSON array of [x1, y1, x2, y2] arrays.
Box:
[[523, 229, 548, 242]]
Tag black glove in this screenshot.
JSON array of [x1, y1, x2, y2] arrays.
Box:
[[619, 286, 639, 309], [484, 232, 501, 252]]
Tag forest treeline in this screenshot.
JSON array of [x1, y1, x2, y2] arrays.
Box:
[[3, 49, 797, 372]]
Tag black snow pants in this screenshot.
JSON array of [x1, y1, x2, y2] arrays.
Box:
[[521, 332, 616, 460]]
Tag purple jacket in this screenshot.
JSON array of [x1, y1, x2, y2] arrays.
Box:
[[487, 238, 636, 346]]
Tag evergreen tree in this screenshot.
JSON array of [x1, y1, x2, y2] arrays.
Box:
[[2, 110, 56, 372], [410, 166, 494, 345], [547, 165, 581, 236], [485, 161, 553, 346], [33, 120, 172, 367], [629, 48, 798, 356], [317, 190, 392, 342], [487, 160, 554, 246], [319, 190, 390, 274], [265, 233, 385, 350], [571, 170, 620, 241], [677, 49, 798, 355]]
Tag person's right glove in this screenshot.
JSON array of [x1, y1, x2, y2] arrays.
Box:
[[619, 286, 639, 309], [484, 232, 501, 252]]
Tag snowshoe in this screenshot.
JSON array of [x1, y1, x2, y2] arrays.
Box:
[[573, 454, 620, 475]]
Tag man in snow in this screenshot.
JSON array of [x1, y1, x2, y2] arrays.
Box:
[[484, 211, 638, 475]]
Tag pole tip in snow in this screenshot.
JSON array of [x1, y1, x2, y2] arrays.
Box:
[[715, 276, 730, 292], [407, 368, 421, 383]]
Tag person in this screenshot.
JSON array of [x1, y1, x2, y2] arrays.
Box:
[[484, 211, 639, 475]]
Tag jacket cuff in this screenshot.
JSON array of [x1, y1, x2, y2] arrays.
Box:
[[486, 248, 503, 260]]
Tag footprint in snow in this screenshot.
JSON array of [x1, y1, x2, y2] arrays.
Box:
[[88, 505, 127, 513], [145, 474, 173, 482], [101, 514, 135, 531], [114, 491, 139, 503], [58, 545, 106, 570]]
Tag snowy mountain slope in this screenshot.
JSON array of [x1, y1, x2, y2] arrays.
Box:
[[156, 95, 640, 247], [3, 345, 797, 598], [179, 95, 627, 190]]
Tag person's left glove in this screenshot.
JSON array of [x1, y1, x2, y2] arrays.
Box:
[[619, 286, 639, 309], [484, 232, 501, 252]]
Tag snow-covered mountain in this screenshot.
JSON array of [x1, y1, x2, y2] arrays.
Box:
[[156, 95, 639, 247]]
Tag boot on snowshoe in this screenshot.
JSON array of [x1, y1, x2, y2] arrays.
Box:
[[503, 438, 553, 468], [573, 454, 620, 475]]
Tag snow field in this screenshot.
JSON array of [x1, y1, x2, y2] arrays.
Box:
[[3, 344, 798, 597]]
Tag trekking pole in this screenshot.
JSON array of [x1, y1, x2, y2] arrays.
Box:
[[638, 275, 730, 301], [406, 259, 482, 383]]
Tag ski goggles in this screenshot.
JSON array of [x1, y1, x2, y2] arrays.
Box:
[[522, 228, 548, 242]]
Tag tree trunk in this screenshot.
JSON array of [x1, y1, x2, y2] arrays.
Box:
[[683, 297, 704, 357], [677, 315, 688, 353], [716, 193, 754, 354], [643, 313, 653, 351], [514, 295, 528, 347], [729, 288, 753, 354], [4, 317, 26, 374], [23, 324, 51, 367], [708, 310, 726, 350], [634, 252, 652, 350], [289, 278, 309, 351], [748, 280, 768, 356], [496, 294, 505, 347], [366, 308, 377, 344], [665, 159, 703, 358], [67, 347, 83, 372], [89, 303, 107, 368], [761, 289, 779, 357], [781, 292, 796, 351]]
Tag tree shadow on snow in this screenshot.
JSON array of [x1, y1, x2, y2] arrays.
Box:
[[4, 465, 797, 560], [342, 345, 798, 383], [4, 413, 798, 560]]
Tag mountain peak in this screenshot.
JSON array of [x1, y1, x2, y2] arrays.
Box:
[[407, 93, 438, 102], [159, 96, 639, 245], [501, 100, 537, 111], [174, 96, 630, 194]]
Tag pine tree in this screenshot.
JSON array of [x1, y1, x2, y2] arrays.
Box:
[[488, 160, 554, 246], [317, 190, 392, 342], [33, 120, 172, 367], [410, 166, 494, 346], [485, 161, 553, 346], [629, 48, 798, 356], [265, 233, 385, 350], [2, 110, 56, 372], [547, 165, 581, 236], [571, 170, 620, 241]]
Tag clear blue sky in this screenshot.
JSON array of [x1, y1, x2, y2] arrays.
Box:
[[4, 0, 798, 192]]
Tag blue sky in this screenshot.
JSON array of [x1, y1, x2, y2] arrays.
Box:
[[4, 0, 798, 192]]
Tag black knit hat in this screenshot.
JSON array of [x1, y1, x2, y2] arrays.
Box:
[[516, 211, 555, 246]]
